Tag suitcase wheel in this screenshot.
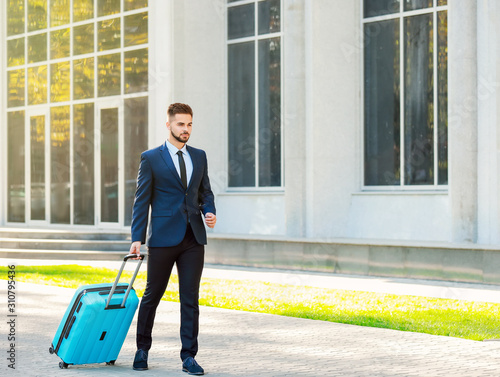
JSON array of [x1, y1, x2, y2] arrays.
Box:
[[59, 361, 69, 369], [106, 360, 116, 365], [49, 346, 54, 355]]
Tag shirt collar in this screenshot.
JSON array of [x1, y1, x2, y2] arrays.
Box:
[[165, 139, 187, 155]]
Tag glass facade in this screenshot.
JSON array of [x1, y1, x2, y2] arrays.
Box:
[[227, 0, 282, 188], [363, 1, 448, 187], [5, 0, 149, 226]]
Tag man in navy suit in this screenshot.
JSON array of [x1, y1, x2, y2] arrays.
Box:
[[129, 103, 216, 375]]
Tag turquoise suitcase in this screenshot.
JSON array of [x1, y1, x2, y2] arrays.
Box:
[[49, 254, 144, 369]]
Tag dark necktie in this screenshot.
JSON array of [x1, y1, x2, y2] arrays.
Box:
[[177, 151, 187, 189]]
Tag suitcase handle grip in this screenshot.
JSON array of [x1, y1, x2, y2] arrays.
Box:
[[106, 253, 144, 310], [124, 254, 145, 261]]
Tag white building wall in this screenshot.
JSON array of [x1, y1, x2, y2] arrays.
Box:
[[149, 0, 174, 149], [307, 0, 361, 238], [167, 0, 482, 244], [477, 0, 500, 245]]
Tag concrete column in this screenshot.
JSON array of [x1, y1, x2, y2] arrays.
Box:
[[284, 0, 308, 237], [448, 0, 478, 242], [149, 0, 174, 146], [477, 0, 500, 244]]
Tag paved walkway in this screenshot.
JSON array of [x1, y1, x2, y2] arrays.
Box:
[[2, 258, 500, 376]]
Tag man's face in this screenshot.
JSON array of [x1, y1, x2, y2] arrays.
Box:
[[167, 113, 192, 144]]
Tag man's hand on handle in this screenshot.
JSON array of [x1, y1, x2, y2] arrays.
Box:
[[205, 212, 216, 228], [130, 241, 142, 259]]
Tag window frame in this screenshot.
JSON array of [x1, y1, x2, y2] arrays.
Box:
[[361, 0, 448, 192], [226, 0, 285, 192]]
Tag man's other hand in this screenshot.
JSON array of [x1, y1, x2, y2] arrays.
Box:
[[204, 213, 217, 228]]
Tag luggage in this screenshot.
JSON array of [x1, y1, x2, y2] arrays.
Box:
[[49, 254, 144, 369]]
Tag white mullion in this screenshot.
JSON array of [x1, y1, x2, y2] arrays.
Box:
[[119, 0, 125, 226], [25, 111, 31, 223], [364, 7, 437, 24], [399, 0, 405, 187], [279, 0, 284, 188], [24, 2, 29, 223], [44, 108, 51, 223], [227, 0, 255, 8], [433, 4, 438, 186], [254, 0, 259, 188], [69, 0, 75, 225], [95, 103, 102, 226], [118, 102, 125, 227]]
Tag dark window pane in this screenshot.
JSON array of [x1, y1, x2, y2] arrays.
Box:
[[258, 0, 280, 35], [404, 14, 433, 185], [51, 106, 71, 224], [30, 115, 45, 221], [7, 37, 25, 67], [258, 38, 281, 187], [228, 42, 255, 187], [101, 108, 119, 223], [125, 12, 148, 46], [438, 11, 447, 184], [124, 48, 148, 93], [364, 19, 400, 186], [50, 0, 70, 27], [28, 0, 47, 31], [98, 53, 121, 96], [28, 65, 48, 105], [124, 97, 148, 226], [124, 0, 147, 11], [8, 69, 25, 108], [8, 0, 25, 36], [28, 33, 47, 63], [98, 18, 121, 51], [73, 0, 94, 22], [404, 0, 433, 11], [438, 0, 447, 5], [8, 111, 25, 223], [74, 23, 94, 55], [98, 0, 120, 17], [228, 4, 254, 39], [74, 103, 95, 225], [74, 58, 94, 99], [50, 61, 70, 102], [50, 28, 70, 59], [364, 0, 399, 18]]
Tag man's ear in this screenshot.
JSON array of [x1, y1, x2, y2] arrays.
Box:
[[166, 121, 170, 131]]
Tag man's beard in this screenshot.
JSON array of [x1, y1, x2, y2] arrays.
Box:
[[172, 131, 190, 144]]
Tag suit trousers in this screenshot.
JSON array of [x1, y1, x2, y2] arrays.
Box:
[[136, 224, 204, 361]]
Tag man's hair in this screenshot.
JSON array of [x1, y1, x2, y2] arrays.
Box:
[[168, 103, 193, 121]]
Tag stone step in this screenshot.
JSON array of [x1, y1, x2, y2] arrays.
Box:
[[0, 228, 130, 241], [0, 237, 130, 251], [0, 248, 128, 261]]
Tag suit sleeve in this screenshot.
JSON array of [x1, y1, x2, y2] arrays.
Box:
[[199, 152, 216, 216], [131, 153, 153, 244]]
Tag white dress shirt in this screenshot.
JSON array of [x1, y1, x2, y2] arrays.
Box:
[[165, 140, 193, 186]]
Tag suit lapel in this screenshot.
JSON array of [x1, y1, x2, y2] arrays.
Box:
[[159, 143, 184, 188]]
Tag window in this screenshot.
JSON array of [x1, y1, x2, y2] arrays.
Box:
[[227, 0, 282, 188], [363, 0, 448, 187], [5, 0, 149, 225]]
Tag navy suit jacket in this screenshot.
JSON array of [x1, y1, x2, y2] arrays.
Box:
[[130, 143, 216, 247]]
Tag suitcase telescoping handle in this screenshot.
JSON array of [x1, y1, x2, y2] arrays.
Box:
[[105, 254, 145, 310]]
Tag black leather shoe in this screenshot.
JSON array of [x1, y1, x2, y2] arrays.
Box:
[[182, 357, 204, 375], [133, 349, 148, 371]]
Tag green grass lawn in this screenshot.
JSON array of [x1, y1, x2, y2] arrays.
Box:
[[3, 264, 500, 341]]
